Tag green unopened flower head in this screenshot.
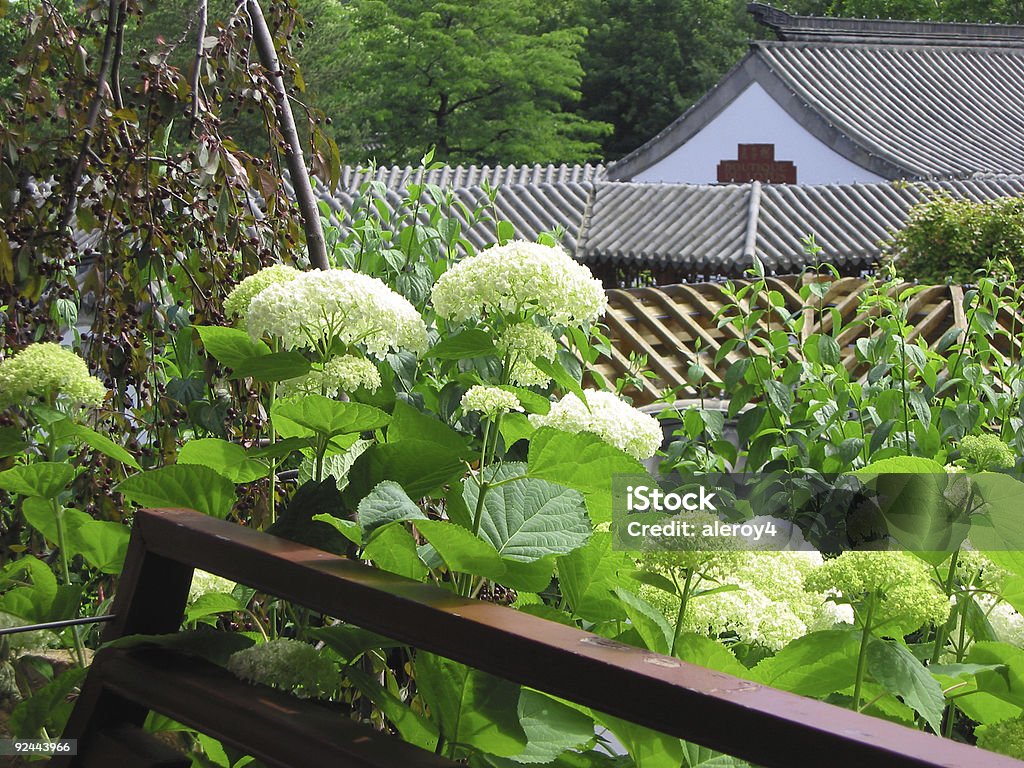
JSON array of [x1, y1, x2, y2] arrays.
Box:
[[641, 550, 852, 651], [431, 240, 607, 326], [0, 342, 106, 408], [497, 323, 557, 387], [977, 714, 1024, 760], [279, 354, 382, 397], [461, 385, 522, 419], [227, 639, 337, 699], [223, 264, 301, 321], [956, 548, 1008, 592], [959, 434, 1016, 471], [530, 389, 663, 461], [804, 550, 949, 634]]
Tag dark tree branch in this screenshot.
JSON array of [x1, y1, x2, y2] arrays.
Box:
[[449, 84, 504, 113], [111, 1, 126, 109], [242, 0, 329, 270], [189, 0, 209, 134], [58, 0, 119, 235]]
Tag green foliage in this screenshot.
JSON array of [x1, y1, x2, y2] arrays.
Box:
[[331, 0, 610, 164], [885, 194, 1024, 284], [574, 0, 756, 158]]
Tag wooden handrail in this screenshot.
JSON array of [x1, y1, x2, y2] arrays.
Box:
[[58, 508, 1023, 768]]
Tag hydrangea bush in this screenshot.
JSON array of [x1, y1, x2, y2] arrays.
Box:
[[6, 175, 1024, 766]]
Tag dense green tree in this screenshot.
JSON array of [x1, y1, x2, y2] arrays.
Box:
[[574, 0, 756, 159], [777, 0, 1022, 24], [331, 0, 610, 165]]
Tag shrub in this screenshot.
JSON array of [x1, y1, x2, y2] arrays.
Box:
[[885, 193, 1024, 283]]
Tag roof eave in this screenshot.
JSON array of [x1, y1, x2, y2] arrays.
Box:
[[748, 47, 918, 181]]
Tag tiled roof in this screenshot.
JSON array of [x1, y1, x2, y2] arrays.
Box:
[[609, 7, 1024, 182], [336, 163, 606, 191], [756, 42, 1024, 179], [319, 167, 1024, 274]]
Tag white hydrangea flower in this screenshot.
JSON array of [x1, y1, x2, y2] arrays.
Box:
[[977, 594, 1024, 647], [247, 269, 429, 358], [461, 385, 522, 419], [430, 241, 607, 326], [223, 264, 301, 321], [279, 355, 382, 397], [227, 639, 337, 699], [529, 389, 663, 460], [188, 569, 237, 604], [497, 323, 557, 387]]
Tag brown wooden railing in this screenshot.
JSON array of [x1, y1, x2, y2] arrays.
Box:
[[56, 508, 1023, 768]]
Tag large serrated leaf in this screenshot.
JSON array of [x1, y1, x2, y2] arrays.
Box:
[[195, 325, 269, 368], [358, 480, 427, 539], [612, 587, 673, 655], [509, 689, 595, 764], [117, 465, 236, 519], [271, 395, 391, 438], [752, 630, 859, 697], [867, 638, 944, 733], [386, 400, 469, 452], [178, 438, 266, 483], [557, 531, 632, 622], [528, 428, 649, 523], [363, 523, 428, 580], [415, 653, 526, 757], [466, 463, 590, 562], [426, 328, 499, 360], [0, 462, 74, 498]]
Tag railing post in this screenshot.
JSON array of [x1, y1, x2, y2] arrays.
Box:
[[54, 514, 194, 767]]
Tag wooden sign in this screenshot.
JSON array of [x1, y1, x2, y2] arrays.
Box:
[[717, 144, 796, 183]]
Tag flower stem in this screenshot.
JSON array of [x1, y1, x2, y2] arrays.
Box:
[[853, 591, 876, 712], [670, 569, 694, 657], [931, 549, 960, 664], [53, 502, 86, 667]]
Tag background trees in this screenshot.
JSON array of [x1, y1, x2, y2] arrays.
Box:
[[326, 0, 609, 165]]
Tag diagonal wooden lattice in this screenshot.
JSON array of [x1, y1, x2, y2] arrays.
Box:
[[589, 278, 1024, 406]]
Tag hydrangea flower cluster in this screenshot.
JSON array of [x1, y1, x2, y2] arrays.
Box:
[[461, 386, 522, 419], [642, 551, 853, 651], [279, 355, 382, 397], [430, 241, 607, 326], [0, 343, 106, 408], [223, 264, 301, 320], [956, 548, 1008, 592], [529, 389, 663, 461], [227, 639, 337, 699], [247, 268, 429, 358], [959, 434, 1016, 470], [804, 550, 950, 634], [497, 323, 557, 387], [976, 594, 1024, 647], [187, 569, 236, 604], [977, 714, 1024, 760]]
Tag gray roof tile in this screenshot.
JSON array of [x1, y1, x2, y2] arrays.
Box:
[[319, 165, 1024, 275]]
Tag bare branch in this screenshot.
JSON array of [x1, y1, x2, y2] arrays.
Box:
[[242, 0, 329, 270], [111, 1, 126, 109], [189, 0, 209, 134], [58, 0, 119, 235]]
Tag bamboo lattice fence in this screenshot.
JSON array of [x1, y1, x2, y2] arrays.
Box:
[[590, 277, 1024, 407]]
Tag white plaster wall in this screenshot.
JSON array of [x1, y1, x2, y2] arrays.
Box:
[[633, 83, 885, 185]]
